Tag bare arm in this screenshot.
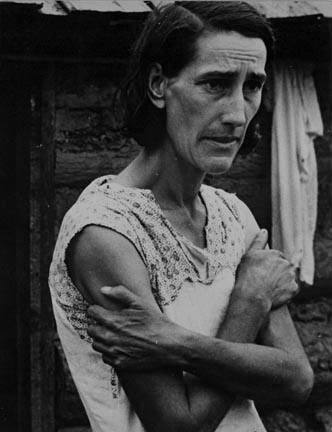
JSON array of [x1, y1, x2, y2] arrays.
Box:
[[90, 244, 313, 407], [68, 226, 233, 432], [172, 304, 313, 406], [182, 202, 313, 404], [86, 208, 313, 408], [69, 225, 283, 432], [175, 223, 313, 405]]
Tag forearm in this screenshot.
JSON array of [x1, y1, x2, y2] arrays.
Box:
[[176, 295, 268, 413], [117, 295, 269, 429], [117, 297, 271, 432], [178, 329, 294, 403], [117, 315, 235, 432], [118, 368, 232, 432], [166, 301, 310, 405], [217, 294, 269, 342]]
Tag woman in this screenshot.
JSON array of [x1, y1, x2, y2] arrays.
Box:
[[49, 2, 314, 432]]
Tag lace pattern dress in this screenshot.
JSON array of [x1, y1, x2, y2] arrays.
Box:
[[49, 175, 266, 432]]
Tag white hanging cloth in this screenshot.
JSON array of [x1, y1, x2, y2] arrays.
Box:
[[271, 61, 324, 285]]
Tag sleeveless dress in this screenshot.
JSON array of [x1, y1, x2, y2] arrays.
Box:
[[49, 175, 267, 432]]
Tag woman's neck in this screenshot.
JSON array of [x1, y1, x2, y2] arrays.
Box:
[[115, 146, 205, 211]]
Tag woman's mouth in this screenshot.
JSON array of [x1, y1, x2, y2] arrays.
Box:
[[202, 136, 240, 144], [201, 136, 240, 151]]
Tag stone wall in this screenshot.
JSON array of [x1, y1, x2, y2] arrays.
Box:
[[52, 59, 332, 432]]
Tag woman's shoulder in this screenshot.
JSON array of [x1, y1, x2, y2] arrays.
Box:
[[75, 174, 145, 205], [66, 174, 154, 222], [54, 176, 153, 266]]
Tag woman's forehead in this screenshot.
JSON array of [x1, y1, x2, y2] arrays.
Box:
[[191, 30, 267, 71]]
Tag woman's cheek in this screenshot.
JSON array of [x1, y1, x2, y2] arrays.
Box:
[[248, 93, 263, 118]]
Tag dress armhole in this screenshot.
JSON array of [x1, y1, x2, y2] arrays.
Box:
[[48, 190, 149, 400], [49, 194, 147, 338], [57, 194, 146, 270], [233, 198, 261, 253]]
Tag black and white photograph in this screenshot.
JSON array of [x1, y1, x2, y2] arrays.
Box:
[[1, 1, 332, 431]]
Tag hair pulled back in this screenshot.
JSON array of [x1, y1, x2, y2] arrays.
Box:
[[118, 1, 274, 154]]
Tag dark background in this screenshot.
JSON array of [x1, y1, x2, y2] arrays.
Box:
[[0, 2, 331, 431]]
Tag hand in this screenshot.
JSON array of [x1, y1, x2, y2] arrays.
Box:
[[87, 286, 178, 371], [234, 230, 299, 310]]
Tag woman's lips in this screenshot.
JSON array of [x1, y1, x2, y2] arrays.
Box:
[[201, 136, 240, 144], [201, 137, 240, 151], [200, 137, 241, 157]]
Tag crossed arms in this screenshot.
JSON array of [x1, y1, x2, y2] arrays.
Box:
[[67, 219, 314, 432]]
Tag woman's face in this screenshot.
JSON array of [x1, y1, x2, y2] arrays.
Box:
[[163, 30, 267, 174]]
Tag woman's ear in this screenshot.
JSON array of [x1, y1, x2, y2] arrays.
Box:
[[147, 63, 167, 109]]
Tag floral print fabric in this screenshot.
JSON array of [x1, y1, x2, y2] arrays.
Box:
[[50, 175, 245, 342]]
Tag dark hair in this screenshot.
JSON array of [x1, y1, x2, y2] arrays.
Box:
[[118, 1, 274, 153]]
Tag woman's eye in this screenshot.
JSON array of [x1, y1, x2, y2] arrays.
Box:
[[244, 80, 264, 94], [202, 80, 228, 93]]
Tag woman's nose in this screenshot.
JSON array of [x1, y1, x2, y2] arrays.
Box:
[[221, 92, 246, 127]]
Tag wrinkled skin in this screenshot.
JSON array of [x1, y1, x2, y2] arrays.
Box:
[[72, 31, 312, 429], [88, 230, 298, 371], [155, 31, 267, 175]]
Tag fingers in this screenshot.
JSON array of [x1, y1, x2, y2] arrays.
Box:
[[91, 340, 119, 368], [88, 323, 113, 342], [248, 229, 268, 252], [100, 285, 138, 306], [91, 339, 112, 355], [272, 280, 299, 309], [271, 265, 299, 308], [88, 285, 137, 323], [87, 305, 114, 326]]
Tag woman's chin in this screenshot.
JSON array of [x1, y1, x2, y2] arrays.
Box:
[[201, 156, 235, 175]]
